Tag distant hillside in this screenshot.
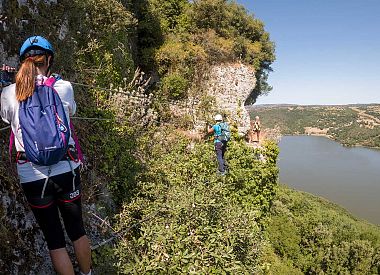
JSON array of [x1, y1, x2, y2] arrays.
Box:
[[249, 104, 380, 148]]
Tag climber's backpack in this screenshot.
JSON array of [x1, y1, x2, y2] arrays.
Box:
[[18, 76, 70, 166], [253, 121, 261, 131], [218, 122, 231, 142]]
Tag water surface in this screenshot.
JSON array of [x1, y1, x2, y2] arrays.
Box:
[[279, 135, 380, 225]]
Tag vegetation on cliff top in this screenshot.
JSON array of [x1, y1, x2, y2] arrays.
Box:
[[136, 0, 275, 102]]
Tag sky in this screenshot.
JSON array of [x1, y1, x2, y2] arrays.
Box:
[[236, 0, 380, 105]]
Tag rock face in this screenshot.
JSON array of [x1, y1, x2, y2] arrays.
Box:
[[0, 172, 55, 273], [0, 0, 60, 67], [170, 63, 256, 134], [207, 63, 256, 133]]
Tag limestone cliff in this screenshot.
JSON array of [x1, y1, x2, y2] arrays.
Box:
[[0, 0, 61, 66], [170, 63, 256, 134], [207, 63, 256, 133]]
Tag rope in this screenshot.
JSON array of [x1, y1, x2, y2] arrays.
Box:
[[0, 117, 112, 133], [91, 236, 117, 251], [71, 116, 113, 121], [1, 77, 151, 100], [90, 208, 167, 250], [70, 81, 150, 100], [71, 81, 121, 94], [89, 211, 126, 250], [0, 126, 10, 132], [0, 117, 108, 133]]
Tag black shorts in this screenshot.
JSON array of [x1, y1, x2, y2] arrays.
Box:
[[21, 168, 86, 250]]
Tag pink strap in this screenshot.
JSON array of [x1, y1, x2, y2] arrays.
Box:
[[44, 76, 56, 87], [9, 129, 14, 162], [70, 121, 84, 162]]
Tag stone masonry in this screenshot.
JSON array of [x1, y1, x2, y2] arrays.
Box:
[[170, 63, 256, 134], [207, 63, 256, 133]]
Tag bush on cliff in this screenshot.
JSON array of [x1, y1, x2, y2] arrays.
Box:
[[111, 134, 279, 273]]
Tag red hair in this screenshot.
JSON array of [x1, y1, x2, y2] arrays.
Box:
[[16, 55, 47, 101]]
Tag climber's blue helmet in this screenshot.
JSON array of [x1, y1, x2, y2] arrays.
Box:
[[19, 36, 54, 62]]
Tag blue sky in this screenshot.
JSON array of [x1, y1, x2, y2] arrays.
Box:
[[236, 0, 380, 105]]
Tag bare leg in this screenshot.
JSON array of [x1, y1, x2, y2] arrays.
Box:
[[249, 130, 254, 143], [257, 131, 260, 142], [50, 248, 75, 275], [73, 235, 92, 274]]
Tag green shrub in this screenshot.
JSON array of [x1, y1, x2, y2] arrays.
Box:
[[265, 186, 380, 273], [161, 73, 190, 100], [112, 134, 279, 273]]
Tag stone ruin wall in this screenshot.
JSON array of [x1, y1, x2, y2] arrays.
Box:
[[170, 63, 256, 135]]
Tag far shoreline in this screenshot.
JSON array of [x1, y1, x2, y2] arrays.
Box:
[[272, 131, 380, 151]]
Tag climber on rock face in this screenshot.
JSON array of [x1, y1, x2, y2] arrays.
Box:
[[207, 114, 231, 176], [0, 36, 92, 275]]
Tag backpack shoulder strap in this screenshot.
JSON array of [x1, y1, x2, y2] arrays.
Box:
[[44, 76, 57, 87], [70, 121, 84, 162], [213, 123, 221, 136], [51, 73, 62, 81], [9, 129, 15, 163]]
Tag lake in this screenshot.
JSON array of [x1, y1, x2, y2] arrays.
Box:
[[278, 135, 380, 225]]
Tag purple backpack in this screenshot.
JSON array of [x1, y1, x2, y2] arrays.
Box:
[[18, 76, 70, 165]]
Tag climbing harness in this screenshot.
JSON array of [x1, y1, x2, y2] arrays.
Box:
[[41, 167, 51, 199]]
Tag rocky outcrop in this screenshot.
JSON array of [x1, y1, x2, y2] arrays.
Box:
[[170, 63, 256, 134], [207, 63, 256, 133], [0, 178, 54, 274], [0, 0, 64, 67]]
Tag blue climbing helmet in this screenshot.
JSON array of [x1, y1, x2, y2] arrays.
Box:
[[19, 36, 54, 61]]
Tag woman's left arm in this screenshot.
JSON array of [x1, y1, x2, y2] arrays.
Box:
[[66, 82, 77, 116], [56, 80, 76, 116]]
